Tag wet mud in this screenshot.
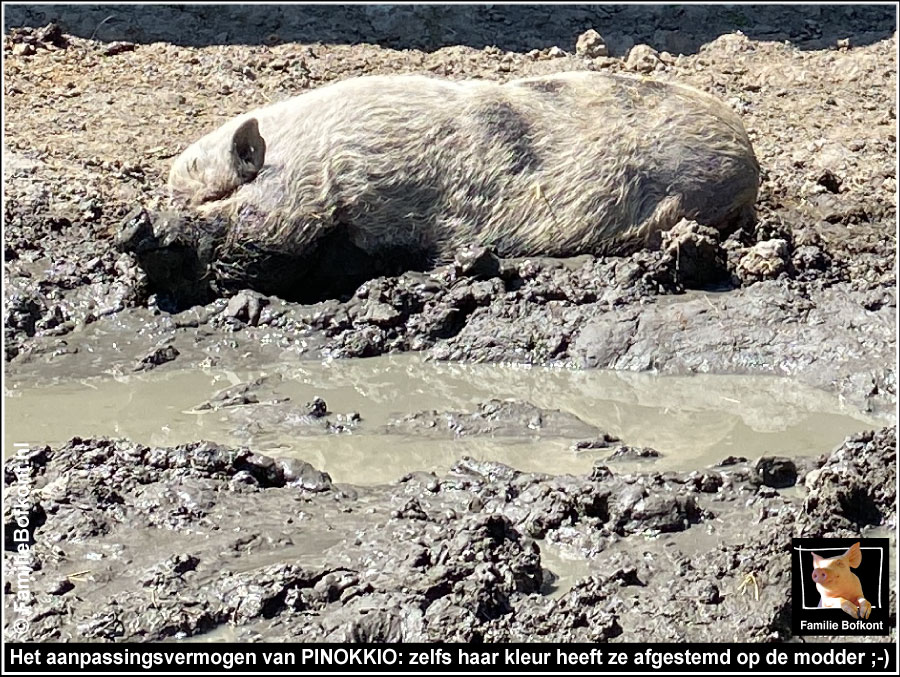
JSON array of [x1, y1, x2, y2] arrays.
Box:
[[4, 427, 895, 642], [3, 5, 897, 644]]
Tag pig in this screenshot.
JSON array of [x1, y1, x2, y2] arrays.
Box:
[[118, 71, 760, 305], [811, 542, 872, 619]]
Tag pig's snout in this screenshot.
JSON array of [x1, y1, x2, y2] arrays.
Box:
[[116, 206, 157, 254], [116, 207, 193, 254], [812, 568, 839, 586], [116, 206, 223, 309]]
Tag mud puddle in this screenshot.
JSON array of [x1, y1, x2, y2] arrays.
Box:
[[4, 355, 880, 485], [538, 540, 595, 599]]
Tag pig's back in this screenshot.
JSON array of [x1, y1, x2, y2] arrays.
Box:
[[235, 73, 758, 258]]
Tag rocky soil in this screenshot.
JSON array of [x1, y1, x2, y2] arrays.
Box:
[[3, 5, 897, 644]]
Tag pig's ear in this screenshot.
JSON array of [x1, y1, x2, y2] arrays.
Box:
[[845, 542, 862, 568], [231, 118, 266, 184], [811, 552, 823, 566]]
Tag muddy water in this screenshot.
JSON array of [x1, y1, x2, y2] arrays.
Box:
[[538, 540, 596, 599], [4, 354, 880, 485]]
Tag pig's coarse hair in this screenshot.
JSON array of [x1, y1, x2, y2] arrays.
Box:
[[167, 71, 760, 268]]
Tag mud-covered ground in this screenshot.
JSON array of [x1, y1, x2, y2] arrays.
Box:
[[3, 5, 897, 643], [4, 428, 896, 642]]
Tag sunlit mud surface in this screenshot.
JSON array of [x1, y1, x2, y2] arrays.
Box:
[[3, 4, 895, 644]]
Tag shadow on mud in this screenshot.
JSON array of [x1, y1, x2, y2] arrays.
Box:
[[4, 5, 896, 54]]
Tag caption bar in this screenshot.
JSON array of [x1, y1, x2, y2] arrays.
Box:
[[5, 643, 896, 673]]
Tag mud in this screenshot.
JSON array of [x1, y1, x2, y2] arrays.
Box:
[[2, 4, 897, 644], [3, 427, 895, 642]]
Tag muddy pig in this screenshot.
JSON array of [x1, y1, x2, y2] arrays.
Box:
[[811, 542, 872, 619], [117, 72, 759, 306]]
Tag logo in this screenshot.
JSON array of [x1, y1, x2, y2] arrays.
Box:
[[791, 537, 889, 636]]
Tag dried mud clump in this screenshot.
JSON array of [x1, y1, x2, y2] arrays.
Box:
[[802, 427, 897, 535]]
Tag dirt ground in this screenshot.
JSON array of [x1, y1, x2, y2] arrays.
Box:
[[2, 4, 897, 644]]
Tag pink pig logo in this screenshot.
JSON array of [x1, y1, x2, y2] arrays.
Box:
[[811, 542, 872, 619]]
